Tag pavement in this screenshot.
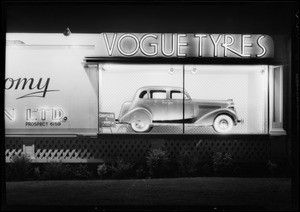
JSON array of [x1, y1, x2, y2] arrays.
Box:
[[4, 177, 294, 211]]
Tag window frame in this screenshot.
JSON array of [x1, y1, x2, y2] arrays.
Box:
[[149, 90, 167, 100]]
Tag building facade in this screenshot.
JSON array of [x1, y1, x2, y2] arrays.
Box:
[[4, 2, 299, 165]]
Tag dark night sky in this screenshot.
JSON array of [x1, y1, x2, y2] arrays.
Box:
[[3, 1, 298, 35]]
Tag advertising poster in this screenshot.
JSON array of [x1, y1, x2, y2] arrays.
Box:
[[5, 34, 99, 135]]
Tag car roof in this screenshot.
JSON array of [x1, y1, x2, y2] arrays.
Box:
[[138, 86, 184, 91]]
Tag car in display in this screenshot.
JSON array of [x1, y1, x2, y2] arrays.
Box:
[[118, 86, 243, 133]]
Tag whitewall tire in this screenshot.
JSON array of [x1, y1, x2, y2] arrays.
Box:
[[213, 114, 234, 133], [131, 121, 151, 133]]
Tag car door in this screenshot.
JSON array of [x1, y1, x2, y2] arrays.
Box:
[[168, 89, 194, 122], [168, 90, 184, 122], [148, 89, 168, 121]]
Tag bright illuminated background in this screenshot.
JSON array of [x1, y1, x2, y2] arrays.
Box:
[[101, 64, 268, 134], [185, 65, 268, 134], [5, 33, 99, 134]]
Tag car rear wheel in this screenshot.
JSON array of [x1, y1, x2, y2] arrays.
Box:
[[131, 121, 151, 133], [213, 114, 233, 133]]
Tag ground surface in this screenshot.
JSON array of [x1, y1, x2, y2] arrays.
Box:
[[5, 177, 293, 210]]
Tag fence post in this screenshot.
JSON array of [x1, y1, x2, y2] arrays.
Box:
[[22, 138, 36, 161]]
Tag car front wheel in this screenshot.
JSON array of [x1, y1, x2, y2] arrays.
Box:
[[213, 114, 234, 133], [131, 121, 151, 133]]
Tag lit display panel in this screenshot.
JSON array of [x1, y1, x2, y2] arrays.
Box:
[[99, 64, 268, 134]]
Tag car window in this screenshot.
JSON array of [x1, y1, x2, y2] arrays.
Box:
[[170, 90, 189, 100], [150, 90, 167, 99], [139, 90, 148, 99], [170, 90, 183, 99]]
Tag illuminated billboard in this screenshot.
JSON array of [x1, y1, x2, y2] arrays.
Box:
[[5, 33, 99, 135]]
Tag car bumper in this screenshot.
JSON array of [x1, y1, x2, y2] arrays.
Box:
[[237, 118, 244, 124]]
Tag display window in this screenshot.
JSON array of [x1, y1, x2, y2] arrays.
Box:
[[98, 63, 276, 135], [184, 65, 268, 134], [99, 64, 184, 134]]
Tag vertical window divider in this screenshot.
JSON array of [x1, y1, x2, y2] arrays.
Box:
[[183, 64, 185, 134]]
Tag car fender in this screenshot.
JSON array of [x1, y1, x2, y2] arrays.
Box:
[[194, 108, 238, 125], [118, 101, 132, 120], [119, 108, 152, 124]]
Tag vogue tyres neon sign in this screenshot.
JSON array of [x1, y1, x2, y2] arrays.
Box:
[[97, 33, 274, 58]]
